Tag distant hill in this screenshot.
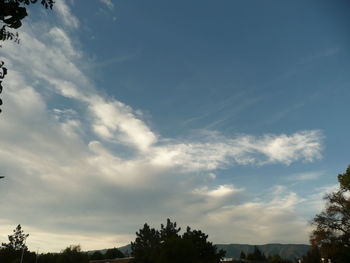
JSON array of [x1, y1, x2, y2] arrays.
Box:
[[215, 243, 310, 260], [118, 244, 132, 255], [116, 243, 309, 260]]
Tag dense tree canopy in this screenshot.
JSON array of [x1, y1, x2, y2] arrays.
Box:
[[131, 219, 225, 263], [309, 165, 350, 263], [90, 251, 104, 260], [239, 250, 246, 260], [268, 254, 293, 263], [301, 245, 321, 263], [57, 245, 88, 263], [105, 247, 125, 259], [246, 246, 266, 261]]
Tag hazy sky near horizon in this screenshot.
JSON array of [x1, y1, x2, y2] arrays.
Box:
[[1, 0, 350, 252]]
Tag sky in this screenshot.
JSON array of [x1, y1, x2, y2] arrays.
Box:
[[0, 0, 350, 253]]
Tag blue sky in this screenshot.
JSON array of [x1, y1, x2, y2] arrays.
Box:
[[0, 0, 349, 252]]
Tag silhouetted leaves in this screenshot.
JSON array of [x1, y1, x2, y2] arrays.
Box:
[[105, 247, 125, 259], [1, 224, 29, 251], [57, 245, 89, 263], [90, 251, 104, 260], [246, 246, 266, 261], [301, 246, 321, 263], [131, 219, 225, 263], [268, 254, 293, 263], [310, 165, 350, 263], [239, 250, 246, 259], [0, 61, 6, 113]]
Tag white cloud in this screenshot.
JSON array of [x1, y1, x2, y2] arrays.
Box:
[[201, 187, 310, 244], [88, 98, 157, 152], [193, 185, 241, 198], [298, 184, 339, 213], [54, 0, 79, 29], [48, 27, 79, 57], [287, 171, 325, 181], [0, 11, 326, 252], [149, 131, 323, 172], [99, 0, 114, 9]]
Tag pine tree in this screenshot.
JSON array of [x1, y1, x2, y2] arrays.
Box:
[[239, 251, 246, 260], [131, 219, 225, 263]]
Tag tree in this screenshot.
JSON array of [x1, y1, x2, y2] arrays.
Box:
[[268, 254, 293, 263], [301, 246, 321, 263], [160, 219, 181, 241], [0, 0, 54, 41], [182, 226, 225, 263], [310, 165, 350, 262], [0, 224, 35, 263], [89, 251, 103, 260], [246, 246, 266, 261], [2, 224, 29, 251], [57, 245, 89, 263], [131, 223, 161, 263], [0, 0, 54, 113], [239, 250, 246, 260], [105, 248, 125, 259], [37, 252, 58, 263], [131, 219, 225, 263]]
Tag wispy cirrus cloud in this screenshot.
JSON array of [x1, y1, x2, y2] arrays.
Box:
[[54, 0, 79, 29], [99, 0, 114, 9], [287, 171, 325, 181]]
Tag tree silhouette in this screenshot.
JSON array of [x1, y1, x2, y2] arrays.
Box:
[[89, 251, 103, 260], [246, 246, 266, 261], [105, 247, 125, 259], [268, 254, 293, 263], [310, 165, 350, 262], [131, 223, 161, 263], [301, 246, 321, 263], [131, 219, 225, 263], [1, 224, 29, 251], [57, 245, 88, 263], [239, 250, 246, 260]]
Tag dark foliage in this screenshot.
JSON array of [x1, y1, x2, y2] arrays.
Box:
[[2, 224, 29, 251], [0, 0, 53, 29], [131, 218, 225, 263], [105, 247, 125, 259], [0, 224, 36, 263], [37, 252, 59, 263], [239, 250, 246, 259], [246, 246, 266, 261], [0, 225, 96, 263], [131, 223, 161, 263], [268, 254, 293, 263], [215, 244, 309, 260], [310, 165, 350, 262], [301, 246, 321, 263], [0, 61, 7, 112], [56, 245, 89, 263], [90, 251, 104, 260]]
